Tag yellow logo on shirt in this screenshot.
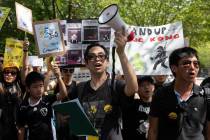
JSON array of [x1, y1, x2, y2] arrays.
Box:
[[168, 112, 177, 120]]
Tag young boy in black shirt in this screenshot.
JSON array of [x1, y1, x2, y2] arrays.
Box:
[[122, 76, 155, 140], [17, 64, 67, 140]]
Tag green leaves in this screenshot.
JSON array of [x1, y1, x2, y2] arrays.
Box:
[[0, 0, 209, 66]]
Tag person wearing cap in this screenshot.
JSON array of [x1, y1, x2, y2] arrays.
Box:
[[0, 39, 29, 140], [122, 76, 155, 140]]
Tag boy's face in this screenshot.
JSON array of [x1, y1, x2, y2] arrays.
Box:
[[27, 81, 44, 99], [138, 81, 155, 99]]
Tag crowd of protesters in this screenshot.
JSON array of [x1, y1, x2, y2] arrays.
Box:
[[0, 29, 210, 140]]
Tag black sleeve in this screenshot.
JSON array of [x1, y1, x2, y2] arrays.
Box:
[[67, 81, 78, 100], [43, 94, 57, 105], [149, 88, 162, 117], [115, 80, 126, 96]]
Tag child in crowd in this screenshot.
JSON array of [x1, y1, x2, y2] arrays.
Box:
[[122, 76, 155, 140], [17, 64, 67, 140]]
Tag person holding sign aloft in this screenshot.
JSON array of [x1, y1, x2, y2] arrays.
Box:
[[0, 38, 29, 140], [68, 27, 138, 140], [17, 61, 68, 140]]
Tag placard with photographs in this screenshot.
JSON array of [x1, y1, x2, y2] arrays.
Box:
[[55, 19, 112, 67], [33, 20, 65, 57]]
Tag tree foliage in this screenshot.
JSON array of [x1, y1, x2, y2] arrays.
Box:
[[0, 0, 209, 67]]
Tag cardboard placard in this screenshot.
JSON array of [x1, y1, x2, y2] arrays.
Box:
[[15, 2, 33, 34], [33, 20, 65, 57], [3, 38, 23, 68]]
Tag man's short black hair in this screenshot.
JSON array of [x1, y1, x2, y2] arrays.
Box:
[[169, 47, 199, 77], [137, 76, 155, 85], [169, 47, 199, 67], [25, 71, 45, 87], [84, 43, 109, 62]]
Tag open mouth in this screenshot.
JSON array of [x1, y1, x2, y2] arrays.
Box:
[[94, 63, 102, 68]]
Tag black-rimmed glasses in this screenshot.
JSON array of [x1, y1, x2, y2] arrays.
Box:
[[87, 53, 107, 61]]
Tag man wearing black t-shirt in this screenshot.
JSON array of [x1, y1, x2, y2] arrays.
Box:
[[71, 29, 138, 140], [17, 64, 67, 140], [148, 47, 210, 140]]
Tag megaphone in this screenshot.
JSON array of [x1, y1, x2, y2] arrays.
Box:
[[98, 4, 134, 41]]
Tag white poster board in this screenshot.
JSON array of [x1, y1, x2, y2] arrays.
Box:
[[29, 56, 43, 67], [33, 20, 65, 57], [15, 2, 33, 34], [113, 21, 185, 75]]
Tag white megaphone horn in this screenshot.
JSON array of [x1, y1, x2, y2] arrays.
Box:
[[98, 4, 134, 41]]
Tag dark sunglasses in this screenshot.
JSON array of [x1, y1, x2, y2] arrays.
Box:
[[61, 68, 74, 73], [3, 71, 17, 76], [179, 60, 200, 68], [87, 53, 107, 61]]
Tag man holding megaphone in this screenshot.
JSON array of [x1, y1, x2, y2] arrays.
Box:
[[72, 27, 138, 140]]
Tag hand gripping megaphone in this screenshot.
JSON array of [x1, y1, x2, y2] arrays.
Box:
[[98, 4, 134, 41]]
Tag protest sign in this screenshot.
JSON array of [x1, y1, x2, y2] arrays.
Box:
[[3, 38, 23, 68], [113, 21, 185, 75], [33, 20, 65, 57], [0, 7, 11, 31], [15, 2, 33, 34], [29, 56, 43, 67], [55, 19, 111, 67]]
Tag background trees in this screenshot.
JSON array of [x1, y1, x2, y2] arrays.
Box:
[[0, 0, 209, 68]]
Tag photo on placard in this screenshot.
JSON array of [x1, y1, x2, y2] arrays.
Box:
[[60, 21, 66, 35], [68, 28, 81, 44], [83, 26, 98, 42], [55, 54, 67, 66], [66, 50, 82, 65], [99, 26, 111, 42]]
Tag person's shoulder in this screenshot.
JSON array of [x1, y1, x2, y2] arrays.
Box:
[[153, 82, 175, 101], [200, 77, 210, 88], [19, 99, 29, 110], [156, 82, 173, 94]]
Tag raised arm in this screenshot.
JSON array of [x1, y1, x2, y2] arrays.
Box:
[[21, 39, 30, 85], [51, 63, 67, 100], [114, 30, 138, 96]]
